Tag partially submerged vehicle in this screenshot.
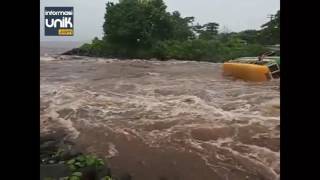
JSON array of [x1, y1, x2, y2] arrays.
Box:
[[223, 46, 280, 82]]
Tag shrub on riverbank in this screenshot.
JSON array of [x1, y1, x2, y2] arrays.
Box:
[[77, 38, 266, 62]]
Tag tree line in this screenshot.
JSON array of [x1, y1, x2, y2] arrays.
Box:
[[78, 0, 280, 62]]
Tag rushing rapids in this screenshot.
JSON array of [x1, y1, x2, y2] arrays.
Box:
[[40, 55, 280, 180]]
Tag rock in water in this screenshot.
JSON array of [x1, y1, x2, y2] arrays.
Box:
[[61, 48, 78, 55], [40, 164, 70, 179]]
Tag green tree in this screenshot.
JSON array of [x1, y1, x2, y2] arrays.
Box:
[[258, 10, 280, 45], [169, 11, 195, 41], [204, 22, 219, 34], [103, 0, 175, 57], [236, 30, 259, 44], [198, 22, 219, 40], [104, 0, 148, 56], [103, 0, 196, 57]]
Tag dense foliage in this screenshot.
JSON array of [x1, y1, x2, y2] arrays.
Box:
[[79, 0, 279, 62]]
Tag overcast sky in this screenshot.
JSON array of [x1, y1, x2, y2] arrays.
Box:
[[40, 0, 279, 42]]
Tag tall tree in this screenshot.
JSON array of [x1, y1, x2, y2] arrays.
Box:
[[169, 11, 195, 40], [103, 0, 195, 56], [198, 22, 219, 40], [103, 0, 172, 56], [258, 10, 280, 45]]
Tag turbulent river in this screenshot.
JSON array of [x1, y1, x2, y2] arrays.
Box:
[[40, 55, 280, 180]]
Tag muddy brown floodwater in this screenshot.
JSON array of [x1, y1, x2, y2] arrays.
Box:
[[40, 55, 280, 180]]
